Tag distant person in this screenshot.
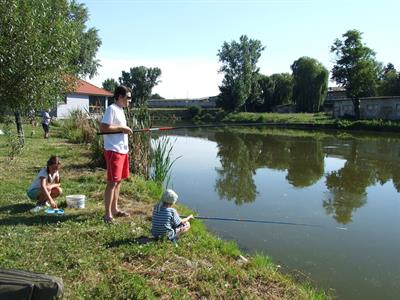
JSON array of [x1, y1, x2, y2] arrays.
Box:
[[27, 155, 62, 210], [28, 109, 37, 127], [41, 109, 51, 138], [151, 189, 193, 242], [100, 85, 133, 223]]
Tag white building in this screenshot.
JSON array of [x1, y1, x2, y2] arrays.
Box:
[[54, 79, 113, 119]]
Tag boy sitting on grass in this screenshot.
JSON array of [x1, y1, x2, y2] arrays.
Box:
[[151, 189, 193, 242]]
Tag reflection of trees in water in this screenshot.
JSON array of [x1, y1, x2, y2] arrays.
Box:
[[285, 139, 324, 187], [323, 192, 367, 224], [214, 133, 261, 205], [214, 132, 324, 204], [323, 140, 400, 224], [212, 128, 400, 223]]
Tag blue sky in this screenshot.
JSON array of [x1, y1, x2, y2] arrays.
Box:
[[83, 0, 400, 98]]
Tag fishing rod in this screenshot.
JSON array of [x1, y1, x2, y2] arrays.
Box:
[[96, 122, 301, 135], [183, 215, 348, 230]]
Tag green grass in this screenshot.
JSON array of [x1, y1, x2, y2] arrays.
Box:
[[221, 112, 333, 124], [187, 111, 400, 132], [0, 123, 329, 299]]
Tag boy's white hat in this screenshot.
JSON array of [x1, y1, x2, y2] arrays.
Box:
[[161, 189, 178, 204]]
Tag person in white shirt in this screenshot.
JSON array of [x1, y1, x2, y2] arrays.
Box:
[[41, 109, 51, 139], [100, 85, 133, 223], [27, 155, 62, 209]]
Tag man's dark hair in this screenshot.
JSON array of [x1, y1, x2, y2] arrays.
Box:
[[114, 85, 131, 100]]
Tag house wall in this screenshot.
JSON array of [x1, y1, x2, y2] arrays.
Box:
[[333, 97, 400, 120], [57, 94, 89, 119]]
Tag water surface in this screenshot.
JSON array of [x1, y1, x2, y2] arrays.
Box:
[[157, 127, 400, 300]]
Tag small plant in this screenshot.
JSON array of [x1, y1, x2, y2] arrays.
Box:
[[150, 136, 180, 187], [2, 119, 24, 160]]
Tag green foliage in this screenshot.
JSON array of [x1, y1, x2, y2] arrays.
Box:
[[0, 0, 100, 148], [150, 136, 180, 187], [2, 119, 24, 160], [119, 66, 162, 106], [331, 29, 382, 118], [259, 73, 293, 111], [151, 93, 164, 99], [217, 35, 265, 112], [68, 1, 101, 79], [192, 109, 227, 123], [187, 105, 202, 118], [0, 0, 100, 113], [102, 78, 118, 93], [291, 56, 329, 113], [378, 63, 400, 96]]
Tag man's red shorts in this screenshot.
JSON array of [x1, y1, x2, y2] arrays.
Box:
[[104, 150, 129, 182]]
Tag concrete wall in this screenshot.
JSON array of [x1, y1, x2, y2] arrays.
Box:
[[56, 94, 89, 119], [333, 97, 400, 120], [148, 98, 216, 108]]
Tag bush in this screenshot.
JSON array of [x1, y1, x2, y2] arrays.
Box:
[[188, 106, 202, 118]]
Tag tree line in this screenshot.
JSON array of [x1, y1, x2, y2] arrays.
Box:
[[217, 31, 400, 117]]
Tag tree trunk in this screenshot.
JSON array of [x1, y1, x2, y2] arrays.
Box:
[[14, 111, 25, 146], [352, 98, 361, 119]]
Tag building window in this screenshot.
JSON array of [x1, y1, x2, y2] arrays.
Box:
[[396, 104, 400, 113], [89, 96, 105, 114], [367, 104, 378, 111]]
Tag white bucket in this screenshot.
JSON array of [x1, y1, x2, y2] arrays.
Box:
[[66, 195, 86, 209]]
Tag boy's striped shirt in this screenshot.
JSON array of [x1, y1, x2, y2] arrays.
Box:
[[151, 205, 181, 240]]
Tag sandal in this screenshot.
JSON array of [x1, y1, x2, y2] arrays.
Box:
[[103, 216, 115, 224], [115, 210, 130, 218]]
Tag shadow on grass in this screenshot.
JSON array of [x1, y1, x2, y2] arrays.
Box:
[[0, 213, 91, 226], [105, 236, 157, 248], [0, 203, 33, 214]]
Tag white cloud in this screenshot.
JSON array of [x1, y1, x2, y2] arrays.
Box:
[[88, 57, 223, 99]]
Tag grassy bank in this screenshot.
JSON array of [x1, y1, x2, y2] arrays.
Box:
[[0, 125, 328, 299], [183, 109, 400, 132]]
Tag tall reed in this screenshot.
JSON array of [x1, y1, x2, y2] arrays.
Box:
[[151, 136, 180, 187], [126, 105, 152, 178]]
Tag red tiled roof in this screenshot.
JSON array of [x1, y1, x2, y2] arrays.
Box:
[[74, 79, 113, 96]]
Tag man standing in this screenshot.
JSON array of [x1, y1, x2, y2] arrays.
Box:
[[100, 85, 133, 223]]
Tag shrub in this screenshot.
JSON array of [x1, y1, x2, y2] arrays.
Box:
[[188, 106, 202, 118]]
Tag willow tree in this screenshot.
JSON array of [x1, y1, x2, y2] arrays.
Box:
[[217, 35, 265, 112], [0, 0, 101, 143], [291, 56, 328, 113], [331, 29, 381, 119]]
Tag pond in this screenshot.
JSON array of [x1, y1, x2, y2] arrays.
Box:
[[155, 126, 400, 300]]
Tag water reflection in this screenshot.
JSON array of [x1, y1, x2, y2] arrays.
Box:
[[210, 128, 400, 224], [214, 132, 260, 205]]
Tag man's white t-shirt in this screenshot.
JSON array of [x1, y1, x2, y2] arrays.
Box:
[[101, 103, 129, 154]]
